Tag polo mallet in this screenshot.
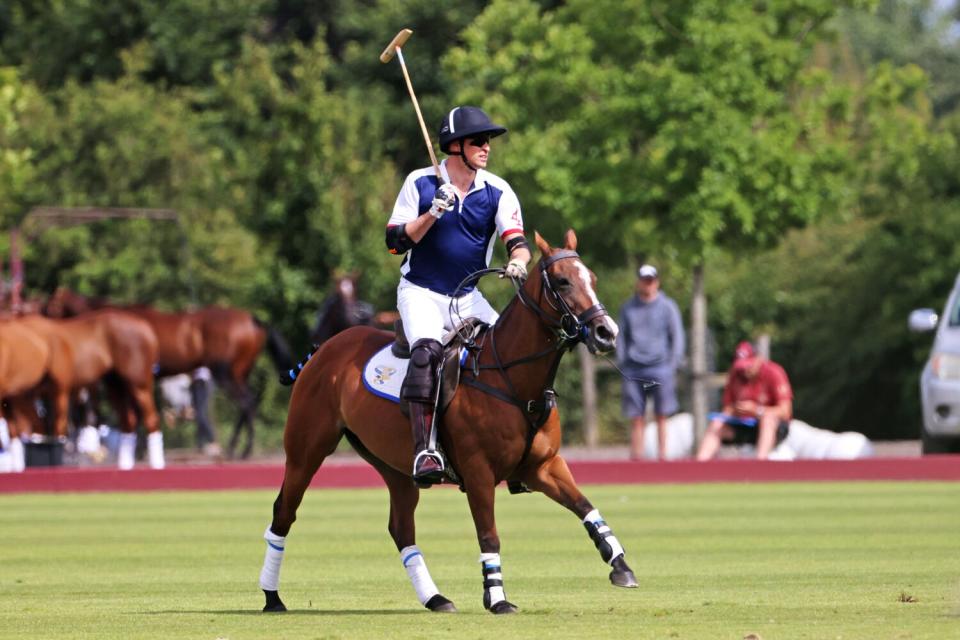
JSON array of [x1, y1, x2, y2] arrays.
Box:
[[380, 28, 444, 182]]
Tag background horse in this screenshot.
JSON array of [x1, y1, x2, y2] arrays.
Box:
[[257, 230, 637, 615], [0, 320, 52, 469], [16, 310, 163, 468], [309, 272, 375, 346], [43, 290, 294, 459]]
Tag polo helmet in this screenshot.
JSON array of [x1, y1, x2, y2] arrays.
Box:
[[437, 106, 507, 153]]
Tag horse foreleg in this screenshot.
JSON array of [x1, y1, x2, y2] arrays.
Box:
[[106, 381, 138, 470], [49, 388, 70, 441], [464, 476, 517, 614], [130, 383, 164, 469], [521, 455, 638, 588]]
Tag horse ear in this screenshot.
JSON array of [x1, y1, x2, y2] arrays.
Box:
[[563, 229, 578, 251], [534, 231, 551, 255]]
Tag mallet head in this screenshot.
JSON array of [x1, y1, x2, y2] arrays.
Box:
[[380, 29, 413, 63]]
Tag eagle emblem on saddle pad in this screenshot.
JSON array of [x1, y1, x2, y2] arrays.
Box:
[[362, 343, 467, 403], [373, 365, 398, 385]]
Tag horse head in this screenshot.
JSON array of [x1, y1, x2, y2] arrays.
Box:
[[334, 271, 374, 326], [529, 229, 619, 355], [311, 271, 374, 345]]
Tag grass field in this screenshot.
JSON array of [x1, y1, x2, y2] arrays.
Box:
[[1, 482, 958, 639]]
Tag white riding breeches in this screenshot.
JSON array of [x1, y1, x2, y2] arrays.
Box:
[[397, 278, 499, 345]]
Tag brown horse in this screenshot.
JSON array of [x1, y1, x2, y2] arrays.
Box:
[[44, 291, 294, 459], [0, 320, 51, 442], [257, 230, 637, 614], [16, 310, 163, 467]]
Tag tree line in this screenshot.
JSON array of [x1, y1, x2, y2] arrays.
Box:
[[2, 0, 959, 440]]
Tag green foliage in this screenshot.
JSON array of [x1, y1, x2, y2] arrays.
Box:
[[445, 0, 863, 268], [0, 68, 42, 229], [0, 0, 269, 88], [838, 0, 960, 115], [3, 1, 960, 444]]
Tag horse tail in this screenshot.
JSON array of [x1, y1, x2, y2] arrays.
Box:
[[254, 318, 296, 379], [277, 343, 320, 387]]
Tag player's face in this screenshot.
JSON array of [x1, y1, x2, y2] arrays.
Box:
[[461, 135, 490, 169]]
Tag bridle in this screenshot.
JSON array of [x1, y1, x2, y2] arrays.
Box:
[[452, 250, 610, 446], [514, 249, 607, 345]]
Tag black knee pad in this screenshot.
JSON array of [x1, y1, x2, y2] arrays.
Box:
[[401, 339, 443, 402]]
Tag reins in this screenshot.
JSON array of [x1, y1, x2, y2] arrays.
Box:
[[449, 251, 598, 432]]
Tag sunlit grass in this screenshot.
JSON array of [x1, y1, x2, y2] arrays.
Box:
[[1, 483, 957, 639]]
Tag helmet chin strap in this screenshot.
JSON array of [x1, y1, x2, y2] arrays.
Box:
[[455, 141, 480, 173]]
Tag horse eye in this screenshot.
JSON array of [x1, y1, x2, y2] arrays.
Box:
[[555, 277, 572, 290]]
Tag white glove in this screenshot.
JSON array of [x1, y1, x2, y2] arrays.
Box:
[[429, 183, 457, 219], [502, 258, 528, 282]]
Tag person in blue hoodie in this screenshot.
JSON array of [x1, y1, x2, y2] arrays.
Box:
[[616, 264, 685, 460]]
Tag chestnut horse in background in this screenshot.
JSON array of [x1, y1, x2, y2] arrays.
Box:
[[0, 319, 52, 440], [44, 290, 294, 459], [15, 311, 161, 458], [257, 230, 637, 615]]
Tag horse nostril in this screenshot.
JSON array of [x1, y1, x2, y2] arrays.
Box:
[[594, 324, 614, 344], [589, 324, 617, 354]]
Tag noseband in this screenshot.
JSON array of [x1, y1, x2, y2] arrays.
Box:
[[516, 249, 607, 345]]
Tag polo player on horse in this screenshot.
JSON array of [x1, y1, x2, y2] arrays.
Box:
[[385, 106, 531, 485]]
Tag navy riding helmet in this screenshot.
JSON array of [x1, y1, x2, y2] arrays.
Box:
[[437, 106, 507, 154]]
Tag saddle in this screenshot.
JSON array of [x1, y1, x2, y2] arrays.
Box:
[[393, 317, 487, 418]]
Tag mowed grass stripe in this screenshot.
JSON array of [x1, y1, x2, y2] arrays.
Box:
[[0, 483, 957, 639]]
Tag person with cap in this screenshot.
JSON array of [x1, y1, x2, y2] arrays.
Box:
[[616, 264, 686, 460], [384, 106, 531, 486], [696, 340, 794, 460]]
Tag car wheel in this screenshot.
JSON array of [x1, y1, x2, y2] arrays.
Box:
[[921, 428, 960, 454]]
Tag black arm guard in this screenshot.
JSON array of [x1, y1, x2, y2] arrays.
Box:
[[386, 224, 415, 254], [505, 235, 529, 256]]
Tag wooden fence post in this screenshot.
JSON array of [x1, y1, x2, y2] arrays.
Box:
[[578, 343, 599, 448]]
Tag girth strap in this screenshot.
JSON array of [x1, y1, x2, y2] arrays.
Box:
[[460, 376, 557, 465]]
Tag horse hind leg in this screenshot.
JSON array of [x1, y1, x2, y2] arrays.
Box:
[[129, 382, 164, 469], [222, 376, 256, 460], [257, 387, 341, 612], [519, 455, 638, 588], [344, 431, 456, 613]]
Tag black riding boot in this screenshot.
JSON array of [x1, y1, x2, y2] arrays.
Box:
[[410, 401, 444, 486], [402, 338, 445, 486]]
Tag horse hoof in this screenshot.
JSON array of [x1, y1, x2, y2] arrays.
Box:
[[262, 590, 287, 612], [488, 600, 519, 614], [609, 569, 638, 588], [424, 594, 457, 613]]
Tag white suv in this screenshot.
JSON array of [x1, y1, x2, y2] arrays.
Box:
[[909, 272, 960, 454]]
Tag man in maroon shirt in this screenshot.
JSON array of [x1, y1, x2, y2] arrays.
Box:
[[696, 340, 794, 460]]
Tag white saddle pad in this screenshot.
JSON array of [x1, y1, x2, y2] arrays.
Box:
[[362, 343, 467, 403]]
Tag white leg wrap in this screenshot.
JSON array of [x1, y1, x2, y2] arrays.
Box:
[[258, 527, 286, 591], [400, 545, 440, 605], [118, 433, 137, 470], [584, 509, 625, 565], [10, 438, 25, 473], [0, 417, 9, 449], [76, 425, 101, 455], [479, 552, 505, 606], [147, 431, 165, 469]]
